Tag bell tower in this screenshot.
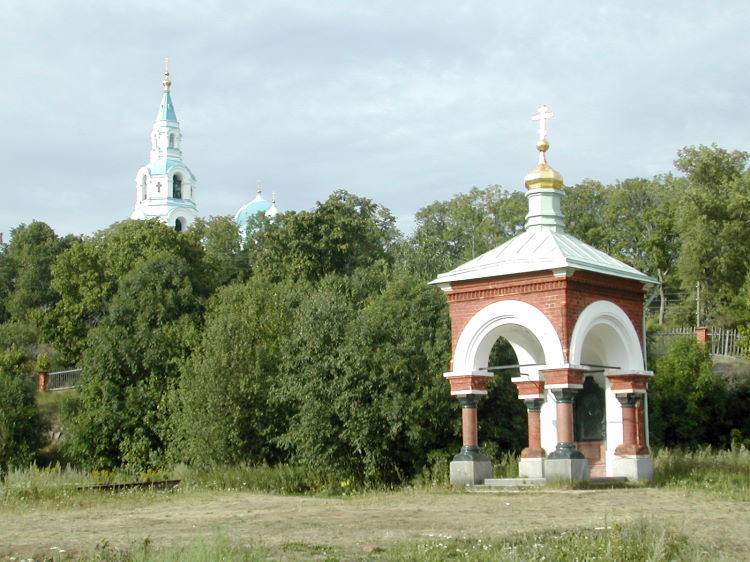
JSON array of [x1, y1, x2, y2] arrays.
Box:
[[130, 62, 199, 231]]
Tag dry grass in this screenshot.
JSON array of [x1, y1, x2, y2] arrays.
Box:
[[1, 485, 749, 560]]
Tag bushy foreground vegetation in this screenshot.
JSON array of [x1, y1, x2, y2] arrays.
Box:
[[3, 443, 749, 504], [3, 144, 750, 484], [652, 446, 750, 500]]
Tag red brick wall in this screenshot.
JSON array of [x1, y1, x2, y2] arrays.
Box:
[[444, 270, 645, 364]]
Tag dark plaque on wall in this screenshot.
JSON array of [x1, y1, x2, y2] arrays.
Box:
[[574, 376, 606, 442]]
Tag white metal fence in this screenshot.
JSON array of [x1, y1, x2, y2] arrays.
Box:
[[45, 368, 82, 391], [708, 327, 746, 358], [650, 327, 747, 360]]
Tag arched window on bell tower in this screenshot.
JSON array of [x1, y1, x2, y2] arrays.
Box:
[[173, 174, 182, 199], [141, 176, 148, 201], [169, 133, 175, 147], [174, 217, 185, 232]]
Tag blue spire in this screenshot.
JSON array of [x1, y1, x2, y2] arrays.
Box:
[[157, 66, 178, 122], [157, 91, 178, 122]]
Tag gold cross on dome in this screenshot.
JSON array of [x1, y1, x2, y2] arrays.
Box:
[[256, 179, 263, 194], [162, 58, 172, 92], [532, 104, 554, 141]]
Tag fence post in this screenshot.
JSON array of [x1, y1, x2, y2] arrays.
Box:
[[37, 370, 49, 392], [695, 327, 710, 347]]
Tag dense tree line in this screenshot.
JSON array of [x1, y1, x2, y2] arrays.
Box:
[[2, 145, 750, 478]]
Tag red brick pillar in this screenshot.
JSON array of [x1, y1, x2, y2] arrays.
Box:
[[524, 400, 545, 457], [555, 394, 575, 443], [541, 368, 585, 457], [37, 371, 49, 392], [606, 372, 652, 457], [460, 395, 480, 447], [635, 399, 649, 454], [513, 380, 546, 458], [614, 394, 640, 456], [695, 327, 710, 347], [444, 372, 493, 457]]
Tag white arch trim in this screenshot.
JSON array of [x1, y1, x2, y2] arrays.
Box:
[[451, 299, 564, 375], [568, 300, 644, 371]]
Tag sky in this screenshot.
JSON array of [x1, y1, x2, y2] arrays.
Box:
[[2, 1, 749, 239]]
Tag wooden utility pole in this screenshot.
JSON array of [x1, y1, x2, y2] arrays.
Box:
[[695, 281, 702, 327]]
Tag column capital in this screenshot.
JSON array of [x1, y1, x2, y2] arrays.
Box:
[[551, 388, 580, 404], [457, 394, 481, 408], [523, 398, 544, 412], [616, 393, 642, 408], [541, 367, 586, 390], [512, 378, 545, 400], [444, 371, 493, 396], [606, 371, 652, 395]]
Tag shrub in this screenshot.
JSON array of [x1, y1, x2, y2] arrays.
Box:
[[649, 338, 726, 447], [0, 346, 47, 476]]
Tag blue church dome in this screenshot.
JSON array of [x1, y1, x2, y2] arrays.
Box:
[[234, 189, 278, 231]]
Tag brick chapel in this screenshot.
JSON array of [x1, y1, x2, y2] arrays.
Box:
[[431, 105, 657, 487]]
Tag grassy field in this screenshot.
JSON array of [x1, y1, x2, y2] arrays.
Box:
[[2, 474, 750, 559], [2, 486, 748, 560], [2, 447, 749, 560]]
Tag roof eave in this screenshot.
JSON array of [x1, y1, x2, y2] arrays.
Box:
[[430, 261, 658, 287]]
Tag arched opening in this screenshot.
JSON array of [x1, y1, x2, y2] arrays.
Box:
[[569, 301, 645, 477], [452, 302, 562, 460], [141, 176, 147, 201], [169, 133, 175, 147], [478, 337, 528, 454], [452, 300, 563, 376], [173, 175, 182, 199], [174, 217, 184, 232], [569, 301, 644, 371]]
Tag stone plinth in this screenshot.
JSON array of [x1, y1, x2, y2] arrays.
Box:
[[450, 446, 492, 487], [613, 455, 653, 481], [545, 442, 589, 482], [518, 457, 545, 479]]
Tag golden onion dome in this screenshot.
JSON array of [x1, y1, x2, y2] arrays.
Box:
[[162, 58, 172, 92], [162, 70, 172, 93], [524, 105, 563, 189], [524, 160, 564, 190]]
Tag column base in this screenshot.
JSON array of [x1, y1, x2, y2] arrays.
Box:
[[547, 442, 585, 460], [612, 455, 653, 481], [545, 443, 589, 481], [450, 446, 492, 487], [521, 447, 546, 459], [518, 457, 545, 479], [615, 443, 639, 456]]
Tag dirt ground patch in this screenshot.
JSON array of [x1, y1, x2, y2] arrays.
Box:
[[2, 487, 749, 559]]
